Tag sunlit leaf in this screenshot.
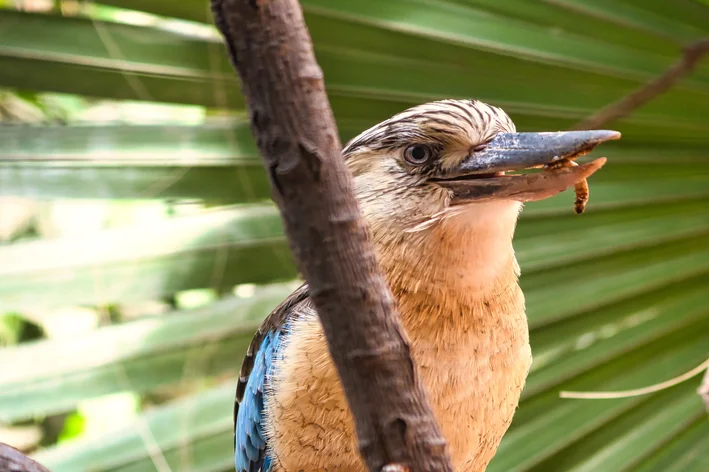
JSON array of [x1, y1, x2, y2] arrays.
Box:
[[0, 205, 295, 312]]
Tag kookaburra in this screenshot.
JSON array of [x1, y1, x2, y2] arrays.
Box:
[[234, 99, 619, 471]]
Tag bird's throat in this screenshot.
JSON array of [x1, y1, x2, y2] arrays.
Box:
[[375, 200, 526, 343], [383, 242, 529, 470], [266, 208, 530, 472]]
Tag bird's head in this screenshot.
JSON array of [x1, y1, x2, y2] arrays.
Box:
[[344, 99, 619, 293]]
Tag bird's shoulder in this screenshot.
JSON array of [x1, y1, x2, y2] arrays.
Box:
[[234, 283, 312, 471], [235, 283, 311, 407]]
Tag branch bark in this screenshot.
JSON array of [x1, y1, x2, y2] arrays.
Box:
[[210, 1, 453, 471], [0, 443, 52, 472], [573, 38, 709, 130]]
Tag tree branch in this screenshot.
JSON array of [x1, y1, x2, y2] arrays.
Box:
[[0, 443, 52, 472], [209, 1, 453, 471], [572, 38, 709, 130], [572, 38, 709, 412]]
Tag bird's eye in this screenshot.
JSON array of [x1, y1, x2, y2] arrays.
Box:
[[403, 144, 433, 166]]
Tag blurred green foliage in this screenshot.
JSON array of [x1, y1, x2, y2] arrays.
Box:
[[0, 1, 708, 471]]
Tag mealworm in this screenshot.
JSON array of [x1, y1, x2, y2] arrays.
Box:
[[547, 159, 589, 214]]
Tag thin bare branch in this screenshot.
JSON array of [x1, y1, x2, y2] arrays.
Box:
[[560, 358, 709, 400], [573, 38, 709, 130], [568, 38, 709, 408]]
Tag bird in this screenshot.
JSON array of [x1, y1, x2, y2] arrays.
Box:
[[234, 99, 619, 471]]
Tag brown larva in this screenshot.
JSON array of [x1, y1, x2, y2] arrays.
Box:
[[546, 159, 590, 214]]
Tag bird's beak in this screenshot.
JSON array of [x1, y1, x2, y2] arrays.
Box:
[[431, 130, 621, 203]]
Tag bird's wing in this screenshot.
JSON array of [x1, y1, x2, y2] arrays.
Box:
[[234, 283, 311, 472]]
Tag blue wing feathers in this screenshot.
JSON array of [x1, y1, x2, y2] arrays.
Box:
[[235, 328, 286, 471], [234, 284, 309, 472]]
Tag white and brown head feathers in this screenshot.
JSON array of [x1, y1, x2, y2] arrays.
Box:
[[339, 99, 523, 295], [343, 99, 516, 177]]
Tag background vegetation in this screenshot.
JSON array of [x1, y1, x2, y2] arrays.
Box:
[[1, 0, 708, 471]]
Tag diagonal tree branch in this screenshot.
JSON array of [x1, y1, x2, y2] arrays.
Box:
[[209, 0, 453, 471], [573, 38, 709, 131], [0, 443, 52, 472], [571, 38, 709, 412]]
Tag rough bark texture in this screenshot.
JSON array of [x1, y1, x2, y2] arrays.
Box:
[[210, 1, 453, 471], [0, 443, 52, 472]]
